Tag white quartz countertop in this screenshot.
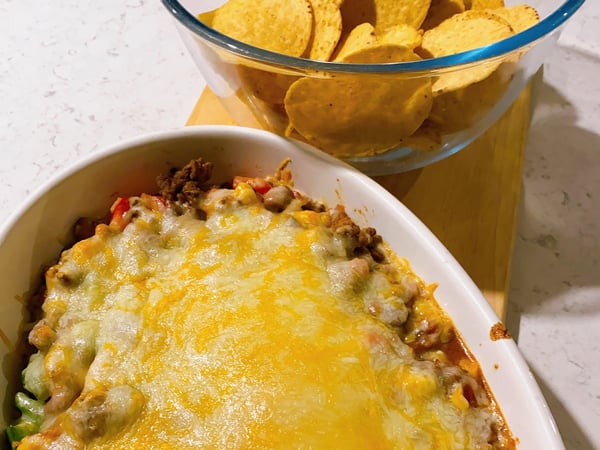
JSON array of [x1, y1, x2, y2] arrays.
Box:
[[1, 0, 599, 448]]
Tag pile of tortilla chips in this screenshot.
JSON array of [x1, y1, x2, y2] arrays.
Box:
[[200, 0, 539, 157]]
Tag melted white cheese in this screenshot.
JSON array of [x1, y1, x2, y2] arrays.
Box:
[[20, 185, 501, 449]]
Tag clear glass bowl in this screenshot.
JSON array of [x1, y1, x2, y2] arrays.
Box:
[[161, 0, 584, 175]]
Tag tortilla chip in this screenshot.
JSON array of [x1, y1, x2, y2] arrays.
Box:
[[306, 0, 343, 61], [196, 0, 539, 159], [470, 0, 504, 9], [238, 67, 299, 104], [488, 4, 539, 33], [340, 0, 431, 33], [197, 10, 216, 26], [422, 0, 465, 30], [419, 10, 514, 93], [212, 0, 314, 57], [374, 0, 432, 31], [428, 66, 511, 132], [285, 45, 433, 157], [378, 24, 423, 50], [339, 0, 376, 33], [332, 23, 378, 61], [398, 120, 443, 152]]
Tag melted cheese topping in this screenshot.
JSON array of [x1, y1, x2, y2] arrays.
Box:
[[18, 184, 504, 449]]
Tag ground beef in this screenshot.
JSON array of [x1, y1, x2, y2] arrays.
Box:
[[156, 158, 214, 204], [330, 205, 385, 262], [490, 322, 512, 341]]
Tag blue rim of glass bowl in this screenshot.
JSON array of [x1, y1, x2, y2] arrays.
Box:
[[161, 0, 584, 72]]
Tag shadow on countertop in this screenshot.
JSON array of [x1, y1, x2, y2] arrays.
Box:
[[506, 52, 600, 450], [529, 364, 598, 450], [506, 75, 600, 338]]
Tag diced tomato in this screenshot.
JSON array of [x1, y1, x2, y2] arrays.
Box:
[[109, 197, 131, 230], [232, 176, 272, 195], [141, 193, 166, 211], [153, 195, 166, 208]]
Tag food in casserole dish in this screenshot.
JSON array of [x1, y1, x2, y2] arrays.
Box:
[[7, 158, 514, 449]]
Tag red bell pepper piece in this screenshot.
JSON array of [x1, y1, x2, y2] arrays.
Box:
[[109, 197, 131, 230], [141, 193, 166, 211], [232, 176, 272, 195]]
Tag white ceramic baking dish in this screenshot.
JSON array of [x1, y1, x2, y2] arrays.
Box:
[[0, 125, 562, 448]]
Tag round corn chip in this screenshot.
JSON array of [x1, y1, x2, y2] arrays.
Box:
[[397, 120, 442, 152], [419, 10, 514, 93], [420, 10, 513, 57], [377, 24, 423, 50], [470, 0, 504, 9], [238, 67, 299, 104], [340, 43, 421, 64], [332, 23, 377, 61], [488, 4, 539, 33], [340, 0, 431, 34], [428, 66, 510, 132], [212, 0, 314, 57], [306, 0, 343, 61], [197, 10, 216, 26], [285, 45, 433, 157], [421, 0, 465, 30], [339, 0, 376, 33], [374, 0, 432, 31]]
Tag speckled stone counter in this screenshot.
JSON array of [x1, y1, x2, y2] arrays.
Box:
[[1, 0, 599, 448]]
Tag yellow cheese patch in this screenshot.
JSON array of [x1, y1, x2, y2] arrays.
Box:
[[20, 188, 503, 449]]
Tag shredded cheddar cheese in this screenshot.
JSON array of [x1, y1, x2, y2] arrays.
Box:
[[9, 164, 513, 449]]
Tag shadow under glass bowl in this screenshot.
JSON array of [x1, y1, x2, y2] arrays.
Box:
[[161, 0, 585, 176]]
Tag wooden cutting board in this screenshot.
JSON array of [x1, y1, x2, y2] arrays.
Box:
[[186, 87, 532, 320]]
